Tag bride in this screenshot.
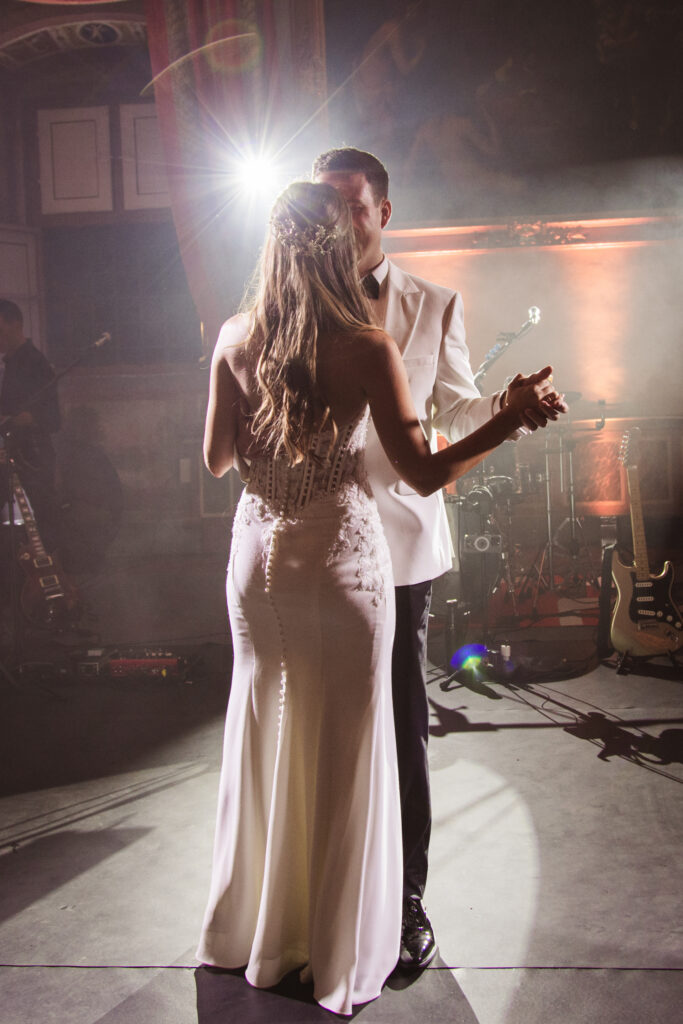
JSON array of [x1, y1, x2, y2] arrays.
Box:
[[197, 180, 563, 1015]]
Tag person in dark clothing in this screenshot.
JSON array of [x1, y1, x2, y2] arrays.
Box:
[[0, 299, 61, 553]]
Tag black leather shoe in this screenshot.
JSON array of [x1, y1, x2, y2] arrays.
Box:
[[399, 895, 437, 968]]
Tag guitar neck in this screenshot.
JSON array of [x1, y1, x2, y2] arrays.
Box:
[[11, 472, 51, 563], [625, 465, 651, 579]]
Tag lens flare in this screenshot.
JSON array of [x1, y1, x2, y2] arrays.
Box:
[[205, 19, 263, 75], [450, 643, 488, 671]]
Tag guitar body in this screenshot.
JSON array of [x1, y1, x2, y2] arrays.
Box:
[[611, 553, 682, 656], [18, 543, 81, 629], [609, 429, 683, 660], [5, 464, 81, 630]]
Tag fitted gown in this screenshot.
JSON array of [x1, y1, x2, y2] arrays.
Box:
[[197, 408, 402, 1016]]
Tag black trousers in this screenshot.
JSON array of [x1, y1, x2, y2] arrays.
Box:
[[392, 580, 432, 900]]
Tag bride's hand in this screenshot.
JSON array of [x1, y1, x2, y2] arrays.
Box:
[[504, 366, 567, 429]]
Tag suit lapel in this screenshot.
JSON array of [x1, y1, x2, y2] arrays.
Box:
[[384, 261, 424, 357]]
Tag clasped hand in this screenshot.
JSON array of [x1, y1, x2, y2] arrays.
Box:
[[505, 365, 568, 430]]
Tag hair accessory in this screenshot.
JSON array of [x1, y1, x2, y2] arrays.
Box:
[[271, 216, 338, 257]]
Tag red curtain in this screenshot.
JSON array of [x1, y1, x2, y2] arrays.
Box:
[[143, 0, 327, 349]]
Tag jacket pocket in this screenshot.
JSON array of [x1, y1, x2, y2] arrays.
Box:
[[403, 354, 435, 369]]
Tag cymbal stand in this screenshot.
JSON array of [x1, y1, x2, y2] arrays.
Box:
[[552, 432, 600, 589], [517, 427, 604, 609], [516, 437, 556, 609], [498, 497, 519, 617]]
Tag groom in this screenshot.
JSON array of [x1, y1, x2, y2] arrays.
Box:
[[313, 147, 554, 968]]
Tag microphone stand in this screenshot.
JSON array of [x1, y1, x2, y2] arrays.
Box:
[[473, 308, 541, 393], [19, 332, 111, 415]]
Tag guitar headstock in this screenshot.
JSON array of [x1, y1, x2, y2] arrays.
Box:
[[619, 427, 641, 469]]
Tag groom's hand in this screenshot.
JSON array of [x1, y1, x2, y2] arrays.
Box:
[[504, 366, 568, 430]]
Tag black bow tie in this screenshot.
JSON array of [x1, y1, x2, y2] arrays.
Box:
[[362, 274, 380, 300]]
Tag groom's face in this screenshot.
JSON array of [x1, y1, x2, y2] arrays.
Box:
[[314, 171, 391, 276]]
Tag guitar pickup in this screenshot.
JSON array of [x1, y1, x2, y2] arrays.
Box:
[[33, 556, 54, 569], [39, 575, 60, 589]]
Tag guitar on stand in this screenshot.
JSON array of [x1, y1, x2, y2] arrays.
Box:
[[610, 428, 682, 669]]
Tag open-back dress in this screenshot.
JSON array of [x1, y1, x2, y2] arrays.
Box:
[[197, 407, 402, 1016]]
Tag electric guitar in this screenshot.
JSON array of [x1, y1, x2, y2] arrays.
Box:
[[610, 429, 682, 657], [5, 461, 80, 629]]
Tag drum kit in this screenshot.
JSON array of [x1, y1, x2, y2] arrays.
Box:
[[449, 307, 608, 622], [450, 393, 608, 623]]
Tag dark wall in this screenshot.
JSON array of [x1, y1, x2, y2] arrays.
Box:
[[324, 0, 683, 221], [43, 222, 201, 366]]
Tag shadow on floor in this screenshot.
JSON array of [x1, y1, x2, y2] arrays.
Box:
[[0, 643, 232, 797], [0, 827, 150, 927], [195, 956, 480, 1022]]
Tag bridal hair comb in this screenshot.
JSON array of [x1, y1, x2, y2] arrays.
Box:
[[271, 216, 338, 257]]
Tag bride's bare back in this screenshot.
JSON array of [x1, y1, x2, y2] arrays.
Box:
[[205, 313, 562, 495]]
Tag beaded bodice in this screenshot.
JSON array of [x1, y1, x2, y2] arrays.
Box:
[[244, 407, 372, 517]]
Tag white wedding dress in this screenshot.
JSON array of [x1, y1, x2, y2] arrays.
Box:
[[197, 407, 402, 1016]]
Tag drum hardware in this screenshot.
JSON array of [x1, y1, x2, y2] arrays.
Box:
[[515, 462, 536, 495], [552, 433, 600, 589], [444, 596, 471, 667], [456, 487, 510, 635], [463, 533, 502, 554], [481, 475, 518, 500], [516, 421, 605, 609], [516, 436, 556, 606]]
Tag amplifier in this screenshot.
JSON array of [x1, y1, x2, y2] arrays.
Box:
[[109, 651, 183, 677]]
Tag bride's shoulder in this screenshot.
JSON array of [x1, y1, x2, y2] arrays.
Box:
[[214, 314, 257, 375], [216, 313, 251, 352], [351, 327, 402, 371], [320, 329, 400, 382], [344, 327, 396, 356]]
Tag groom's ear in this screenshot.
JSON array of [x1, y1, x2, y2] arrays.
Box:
[[380, 198, 392, 229]]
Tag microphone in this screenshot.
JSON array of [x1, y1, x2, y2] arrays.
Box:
[[92, 332, 111, 349], [474, 304, 542, 389]]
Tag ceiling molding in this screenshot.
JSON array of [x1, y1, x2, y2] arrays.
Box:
[[0, 13, 147, 70]]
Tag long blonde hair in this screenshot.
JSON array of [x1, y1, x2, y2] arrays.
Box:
[[246, 181, 373, 464]]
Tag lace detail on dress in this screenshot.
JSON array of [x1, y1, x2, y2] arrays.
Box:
[[242, 409, 372, 517], [326, 502, 387, 607], [233, 407, 386, 606]]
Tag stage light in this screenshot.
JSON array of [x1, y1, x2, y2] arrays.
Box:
[[233, 155, 280, 197]]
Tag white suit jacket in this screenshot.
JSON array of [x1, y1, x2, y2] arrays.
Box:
[[365, 260, 500, 587]]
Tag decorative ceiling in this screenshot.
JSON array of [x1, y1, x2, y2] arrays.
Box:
[[0, 15, 146, 69]]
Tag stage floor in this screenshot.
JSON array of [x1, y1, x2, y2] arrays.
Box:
[[1, 583, 682, 1023]]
